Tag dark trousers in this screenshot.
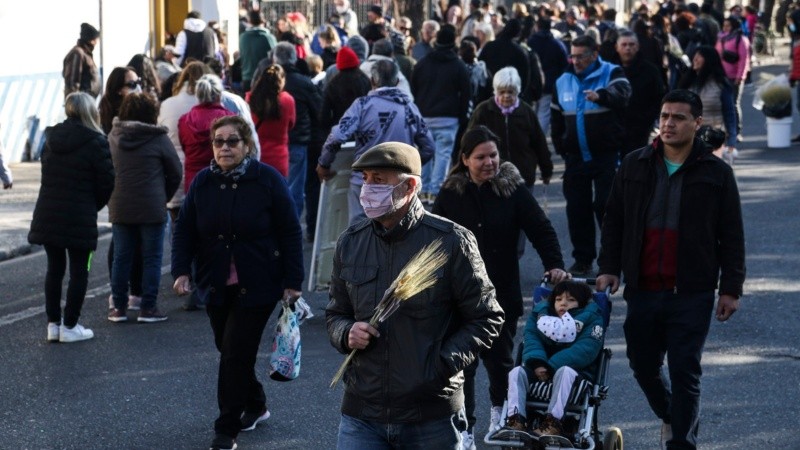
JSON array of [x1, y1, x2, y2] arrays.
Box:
[[623, 289, 715, 450], [464, 312, 520, 432], [106, 239, 143, 297], [206, 286, 276, 438], [44, 245, 91, 327], [562, 154, 617, 265]]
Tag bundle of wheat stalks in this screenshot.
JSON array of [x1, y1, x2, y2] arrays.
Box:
[[330, 239, 448, 388]]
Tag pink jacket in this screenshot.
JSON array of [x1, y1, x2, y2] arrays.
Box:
[[178, 102, 235, 191], [716, 32, 750, 82]]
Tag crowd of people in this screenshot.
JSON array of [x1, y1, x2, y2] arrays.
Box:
[[28, 1, 755, 449]]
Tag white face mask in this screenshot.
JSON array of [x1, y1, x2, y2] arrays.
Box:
[[359, 181, 405, 219], [336, 5, 348, 14]]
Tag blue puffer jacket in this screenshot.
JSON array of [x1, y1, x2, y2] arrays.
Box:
[[522, 300, 604, 379]]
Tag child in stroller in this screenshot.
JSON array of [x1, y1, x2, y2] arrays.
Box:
[[495, 280, 604, 440]]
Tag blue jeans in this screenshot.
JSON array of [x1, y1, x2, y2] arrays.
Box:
[[421, 118, 458, 196], [337, 411, 466, 450], [111, 222, 166, 311], [288, 144, 307, 218], [623, 289, 715, 450]]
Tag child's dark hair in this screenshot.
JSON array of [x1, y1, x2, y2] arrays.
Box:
[[549, 280, 593, 308]]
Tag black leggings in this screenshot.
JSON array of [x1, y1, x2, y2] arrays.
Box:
[[44, 245, 92, 327], [107, 239, 143, 297]]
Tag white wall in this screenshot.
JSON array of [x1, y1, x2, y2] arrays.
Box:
[[0, 0, 151, 162]]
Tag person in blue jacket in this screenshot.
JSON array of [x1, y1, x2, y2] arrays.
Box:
[[496, 280, 604, 438]]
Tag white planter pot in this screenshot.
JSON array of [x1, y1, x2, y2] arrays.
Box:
[[766, 117, 792, 148]]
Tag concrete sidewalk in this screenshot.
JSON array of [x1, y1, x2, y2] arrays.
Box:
[[0, 162, 110, 261]]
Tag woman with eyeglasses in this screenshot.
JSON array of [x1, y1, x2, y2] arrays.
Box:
[[171, 115, 303, 450], [99, 65, 146, 311], [107, 93, 182, 323], [99, 66, 142, 134], [127, 54, 162, 101]]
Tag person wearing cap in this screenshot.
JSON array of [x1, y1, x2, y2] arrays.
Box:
[[155, 45, 181, 85], [326, 141, 504, 450], [63, 22, 101, 98], [239, 10, 277, 92], [317, 59, 434, 225], [360, 5, 387, 47], [410, 24, 471, 205]]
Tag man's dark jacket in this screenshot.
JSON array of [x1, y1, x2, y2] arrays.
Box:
[[326, 199, 504, 423], [598, 138, 745, 297], [410, 47, 471, 126], [283, 64, 322, 145], [527, 31, 569, 95], [479, 36, 530, 93], [619, 55, 666, 156]]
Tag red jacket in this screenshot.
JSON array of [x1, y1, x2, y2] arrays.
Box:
[[178, 102, 235, 191], [248, 91, 296, 177]]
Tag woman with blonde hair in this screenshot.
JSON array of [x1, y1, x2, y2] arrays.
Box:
[[29, 92, 115, 343], [317, 24, 341, 70]]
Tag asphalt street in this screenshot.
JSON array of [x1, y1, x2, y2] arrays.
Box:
[[1, 61, 800, 450]]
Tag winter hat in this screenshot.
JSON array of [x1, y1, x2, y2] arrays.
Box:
[[435, 24, 457, 49], [369, 5, 383, 17], [346, 35, 369, 62], [80, 23, 100, 42], [537, 312, 578, 343], [336, 47, 360, 70], [352, 142, 422, 176]]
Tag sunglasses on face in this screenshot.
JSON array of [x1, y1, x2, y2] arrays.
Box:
[[212, 137, 243, 148], [123, 79, 142, 89]]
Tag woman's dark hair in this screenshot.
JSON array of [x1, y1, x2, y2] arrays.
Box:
[[678, 45, 729, 91], [550, 280, 593, 309], [459, 40, 477, 64], [118, 93, 159, 124], [724, 16, 742, 32], [127, 54, 162, 98], [447, 126, 500, 178], [249, 64, 285, 120], [99, 66, 136, 133]]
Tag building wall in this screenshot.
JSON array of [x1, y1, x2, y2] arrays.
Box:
[[0, 0, 151, 163]]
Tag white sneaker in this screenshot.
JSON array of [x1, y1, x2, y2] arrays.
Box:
[[47, 322, 60, 342], [59, 324, 94, 343], [460, 430, 476, 450], [661, 421, 672, 449], [489, 405, 503, 433]]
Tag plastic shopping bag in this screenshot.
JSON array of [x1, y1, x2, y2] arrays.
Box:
[[269, 300, 303, 381]]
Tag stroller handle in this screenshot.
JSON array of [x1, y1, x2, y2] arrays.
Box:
[[540, 275, 611, 295]]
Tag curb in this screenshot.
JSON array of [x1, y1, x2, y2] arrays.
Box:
[[0, 225, 112, 263]]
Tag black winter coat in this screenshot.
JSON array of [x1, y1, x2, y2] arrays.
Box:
[[479, 37, 530, 94], [28, 118, 115, 250], [527, 31, 569, 95], [620, 56, 666, 156], [598, 138, 745, 297], [283, 64, 322, 145], [410, 47, 471, 126], [108, 119, 182, 224], [467, 99, 553, 186], [433, 163, 564, 317], [172, 161, 304, 307]]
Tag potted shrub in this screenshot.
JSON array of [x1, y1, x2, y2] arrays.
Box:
[[758, 79, 793, 148]]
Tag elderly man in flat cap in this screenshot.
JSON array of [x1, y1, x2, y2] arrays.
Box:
[[326, 142, 504, 450]]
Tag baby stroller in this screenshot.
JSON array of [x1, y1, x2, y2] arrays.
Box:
[[484, 277, 623, 450]]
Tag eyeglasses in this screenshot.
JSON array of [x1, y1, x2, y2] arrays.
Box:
[[212, 137, 243, 148], [123, 79, 142, 89], [568, 52, 592, 61]]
